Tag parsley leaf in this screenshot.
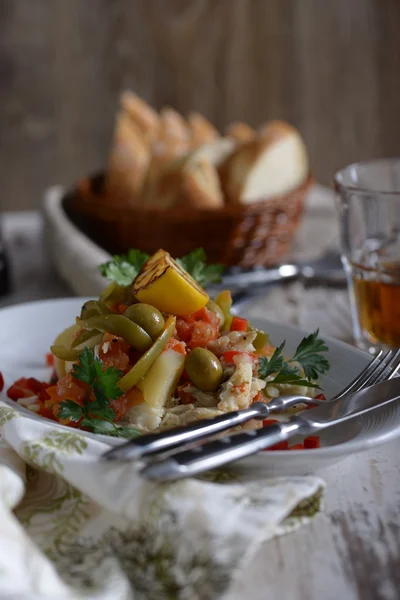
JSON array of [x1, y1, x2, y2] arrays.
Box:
[[258, 342, 285, 378], [109, 425, 142, 439], [98, 249, 149, 287], [94, 363, 125, 399], [258, 331, 329, 389], [57, 348, 141, 438], [57, 400, 83, 422], [80, 419, 141, 439], [271, 373, 319, 388], [72, 347, 96, 385], [176, 249, 224, 287], [292, 329, 330, 380], [99, 247, 223, 288]]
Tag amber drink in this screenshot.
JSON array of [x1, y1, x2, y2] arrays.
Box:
[[335, 159, 400, 353]]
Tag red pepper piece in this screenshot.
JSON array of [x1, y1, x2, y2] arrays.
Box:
[[262, 418, 279, 426], [304, 435, 320, 449], [230, 316, 248, 332]]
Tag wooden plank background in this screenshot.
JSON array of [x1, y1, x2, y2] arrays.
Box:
[[1, 0, 400, 210]]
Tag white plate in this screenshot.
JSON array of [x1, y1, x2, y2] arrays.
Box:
[[1, 298, 399, 475]]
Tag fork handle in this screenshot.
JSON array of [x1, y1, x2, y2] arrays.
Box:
[[104, 404, 266, 461], [140, 420, 304, 481], [104, 395, 313, 462]]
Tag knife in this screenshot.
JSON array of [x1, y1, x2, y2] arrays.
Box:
[[206, 251, 346, 311], [139, 378, 400, 481], [208, 251, 345, 293]]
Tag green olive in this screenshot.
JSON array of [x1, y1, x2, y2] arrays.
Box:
[[185, 348, 223, 393], [119, 316, 176, 391], [206, 300, 225, 328], [123, 304, 165, 340]]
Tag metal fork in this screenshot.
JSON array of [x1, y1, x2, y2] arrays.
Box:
[[104, 348, 400, 461]]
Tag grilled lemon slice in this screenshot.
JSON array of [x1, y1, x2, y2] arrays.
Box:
[[132, 249, 209, 315]]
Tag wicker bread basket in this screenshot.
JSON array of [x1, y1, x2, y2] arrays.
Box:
[[64, 171, 312, 268]]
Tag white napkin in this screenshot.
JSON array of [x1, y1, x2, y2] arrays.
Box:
[[0, 401, 324, 600]]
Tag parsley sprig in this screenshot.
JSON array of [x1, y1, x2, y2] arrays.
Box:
[[175, 248, 224, 287], [98, 249, 149, 287], [57, 348, 140, 439], [258, 329, 329, 389], [99, 248, 223, 288]]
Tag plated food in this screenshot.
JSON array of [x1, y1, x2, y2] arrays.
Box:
[[2, 249, 329, 449]]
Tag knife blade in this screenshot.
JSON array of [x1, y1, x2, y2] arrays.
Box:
[[207, 251, 345, 296], [140, 378, 400, 481]]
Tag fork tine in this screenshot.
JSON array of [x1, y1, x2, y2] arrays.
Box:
[[334, 349, 386, 399], [372, 348, 400, 384], [358, 349, 395, 387]]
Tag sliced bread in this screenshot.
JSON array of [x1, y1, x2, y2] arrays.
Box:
[[220, 121, 309, 204], [188, 112, 219, 148]]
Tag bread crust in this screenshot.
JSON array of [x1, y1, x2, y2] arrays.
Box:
[[188, 112, 219, 148]]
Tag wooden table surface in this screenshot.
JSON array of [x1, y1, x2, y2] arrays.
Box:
[[1, 211, 400, 600]]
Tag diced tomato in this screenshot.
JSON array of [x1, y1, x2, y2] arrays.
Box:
[[177, 385, 194, 405], [44, 385, 63, 408], [289, 444, 304, 450], [222, 350, 241, 363], [315, 393, 326, 401], [98, 334, 130, 371], [7, 377, 51, 402], [111, 386, 144, 420], [56, 373, 87, 401], [43, 373, 87, 426], [176, 307, 219, 349], [0, 371, 4, 393], [255, 343, 277, 357], [264, 441, 289, 451], [175, 319, 193, 342], [165, 338, 187, 355], [45, 352, 54, 367], [189, 321, 218, 349], [37, 402, 58, 422], [230, 316, 248, 332], [304, 435, 320, 449], [262, 418, 279, 426], [222, 350, 257, 364], [191, 307, 210, 321]]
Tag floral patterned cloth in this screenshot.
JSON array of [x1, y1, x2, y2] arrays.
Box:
[[0, 402, 325, 600]]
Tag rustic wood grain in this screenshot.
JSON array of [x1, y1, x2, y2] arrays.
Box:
[[230, 441, 400, 600], [1, 0, 400, 210]]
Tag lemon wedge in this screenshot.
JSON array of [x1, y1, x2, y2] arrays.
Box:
[[132, 249, 209, 315]]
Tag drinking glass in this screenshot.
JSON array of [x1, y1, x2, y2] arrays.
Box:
[[335, 158, 400, 354]]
